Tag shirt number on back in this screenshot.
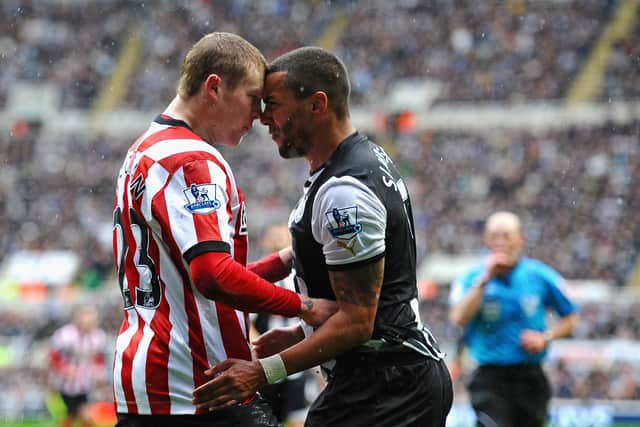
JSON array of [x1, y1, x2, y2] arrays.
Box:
[[113, 207, 161, 310]]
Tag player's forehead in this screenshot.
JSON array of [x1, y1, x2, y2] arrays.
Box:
[[239, 65, 264, 94], [263, 71, 288, 97], [485, 214, 520, 237]]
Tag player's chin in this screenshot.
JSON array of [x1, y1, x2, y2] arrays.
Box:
[[233, 130, 251, 146], [269, 131, 282, 144]]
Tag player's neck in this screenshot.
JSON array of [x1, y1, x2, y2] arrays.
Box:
[[164, 95, 212, 143], [306, 118, 356, 171], [164, 95, 196, 127]]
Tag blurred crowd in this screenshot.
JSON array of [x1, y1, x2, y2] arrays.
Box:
[[0, 0, 639, 420], [338, 0, 613, 104], [3, 0, 637, 112], [398, 123, 640, 286]]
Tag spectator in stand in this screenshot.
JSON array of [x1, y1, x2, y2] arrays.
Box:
[[48, 306, 107, 427]]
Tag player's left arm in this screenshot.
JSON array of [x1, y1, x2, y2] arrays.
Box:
[[521, 312, 579, 353], [521, 265, 579, 353], [246, 246, 293, 282]]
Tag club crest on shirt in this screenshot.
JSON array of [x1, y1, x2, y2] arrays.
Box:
[[325, 206, 362, 240], [520, 295, 540, 317], [183, 183, 220, 214]]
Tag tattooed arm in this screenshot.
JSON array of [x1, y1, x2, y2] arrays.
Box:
[[278, 257, 384, 373], [192, 258, 385, 411]]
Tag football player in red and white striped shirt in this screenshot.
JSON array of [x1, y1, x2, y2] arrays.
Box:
[[49, 306, 107, 427], [112, 33, 335, 427]]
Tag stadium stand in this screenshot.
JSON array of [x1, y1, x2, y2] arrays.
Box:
[[0, 0, 639, 425]]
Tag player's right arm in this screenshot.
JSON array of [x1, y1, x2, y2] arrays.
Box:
[[277, 256, 384, 373], [141, 153, 334, 325]]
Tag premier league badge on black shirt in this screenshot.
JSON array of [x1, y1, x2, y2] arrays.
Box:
[[325, 206, 362, 239]]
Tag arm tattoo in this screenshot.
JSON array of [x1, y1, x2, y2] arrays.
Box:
[[329, 259, 384, 307], [302, 299, 313, 311]]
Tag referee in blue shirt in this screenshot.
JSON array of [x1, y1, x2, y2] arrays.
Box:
[[449, 211, 579, 427]]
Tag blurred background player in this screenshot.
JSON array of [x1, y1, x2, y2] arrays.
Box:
[[448, 211, 580, 427], [48, 306, 107, 427], [249, 223, 312, 427]]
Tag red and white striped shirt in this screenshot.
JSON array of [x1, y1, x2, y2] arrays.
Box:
[[112, 115, 250, 414], [49, 322, 107, 396]]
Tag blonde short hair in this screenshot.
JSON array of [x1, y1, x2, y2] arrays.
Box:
[[178, 32, 266, 98]]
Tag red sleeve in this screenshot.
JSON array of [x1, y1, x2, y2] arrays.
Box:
[[190, 251, 301, 316], [247, 252, 291, 283]]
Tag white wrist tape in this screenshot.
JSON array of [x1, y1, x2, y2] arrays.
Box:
[[258, 354, 287, 384]]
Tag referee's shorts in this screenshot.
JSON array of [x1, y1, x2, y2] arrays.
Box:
[[468, 363, 551, 427], [305, 349, 453, 427]]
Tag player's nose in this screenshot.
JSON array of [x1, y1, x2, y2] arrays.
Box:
[[260, 109, 272, 126]]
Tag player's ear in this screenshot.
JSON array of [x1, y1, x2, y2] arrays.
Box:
[[204, 74, 222, 101], [310, 91, 328, 114]]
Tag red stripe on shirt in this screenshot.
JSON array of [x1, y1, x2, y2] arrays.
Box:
[[215, 302, 252, 361], [152, 185, 211, 400], [121, 312, 144, 414], [137, 126, 198, 153], [144, 227, 172, 413]]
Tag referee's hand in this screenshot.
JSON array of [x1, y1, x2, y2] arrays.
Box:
[[520, 329, 547, 354]]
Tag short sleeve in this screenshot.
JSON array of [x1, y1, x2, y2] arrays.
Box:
[[311, 176, 386, 267], [540, 264, 577, 317], [448, 269, 477, 306], [149, 158, 233, 259]]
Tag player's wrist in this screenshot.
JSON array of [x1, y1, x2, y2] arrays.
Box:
[[543, 330, 553, 346], [298, 296, 313, 316], [258, 354, 287, 384]]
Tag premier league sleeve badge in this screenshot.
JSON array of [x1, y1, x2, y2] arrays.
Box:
[[325, 206, 362, 239], [183, 183, 221, 214]]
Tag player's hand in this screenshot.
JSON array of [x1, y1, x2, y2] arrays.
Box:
[[298, 296, 338, 327], [520, 329, 547, 354], [252, 325, 304, 358], [193, 359, 265, 412]]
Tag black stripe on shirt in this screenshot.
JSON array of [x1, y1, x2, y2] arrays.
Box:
[[184, 241, 231, 263], [326, 251, 385, 271]]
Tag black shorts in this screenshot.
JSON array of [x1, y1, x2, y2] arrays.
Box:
[[305, 351, 453, 427], [259, 375, 307, 422], [116, 397, 281, 427], [60, 392, 88, 417], [468, 364, 551, 427]]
